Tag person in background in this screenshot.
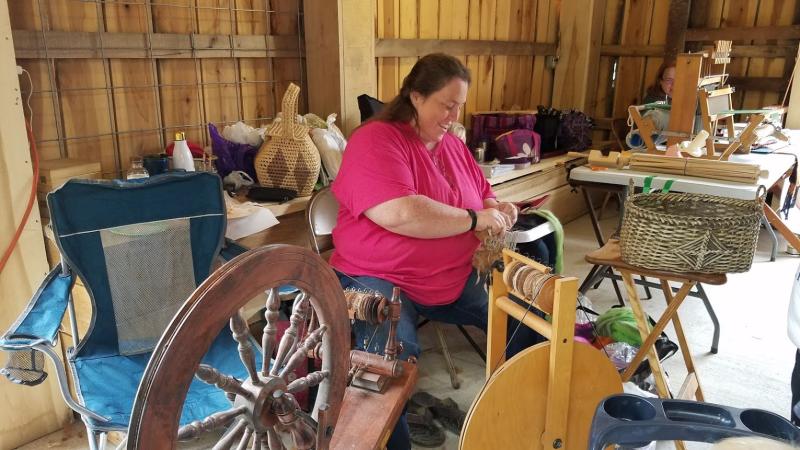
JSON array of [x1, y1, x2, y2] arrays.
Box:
[[330, 53, 518, 449], [643, 60, 676, 104]]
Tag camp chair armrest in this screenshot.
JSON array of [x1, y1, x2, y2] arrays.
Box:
[[0, 266, 73, 350], [220, 238, 249, 261]]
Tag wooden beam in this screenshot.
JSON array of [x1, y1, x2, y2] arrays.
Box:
[[600, 44, 796, 58], [732, 45, 798, 59], [12, 30, 300, 59], [686, 25, 800, 42], [374, 38, 557, 57], [729, 76, 788, 93], [601, 45, 664, 57], [0, 1, 73, 447], [665, 0, 691, 58], [787, 47, 800, 128], [305, 0, 375, 136], [551, 0, 606, 111]]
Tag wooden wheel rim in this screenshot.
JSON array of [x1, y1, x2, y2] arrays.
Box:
[[128, 244, 350, 449]]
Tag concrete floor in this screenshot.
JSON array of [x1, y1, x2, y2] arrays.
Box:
[[16, 211, 799, 449]]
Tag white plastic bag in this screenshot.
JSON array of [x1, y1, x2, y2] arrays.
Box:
[[307, 113, 346, 182], [222, 121, 267, 148]]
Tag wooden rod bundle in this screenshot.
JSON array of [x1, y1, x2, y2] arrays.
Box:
[[629, 153, 767, 184]]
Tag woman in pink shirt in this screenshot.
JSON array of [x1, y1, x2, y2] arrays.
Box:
[[331, 54, 518, 448]]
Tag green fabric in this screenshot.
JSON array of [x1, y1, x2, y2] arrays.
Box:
[[640, 102, 672, 111], [528, 209, 564, 274], [718, 109, 783, 116]]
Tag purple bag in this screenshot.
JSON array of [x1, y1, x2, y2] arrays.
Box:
[[470, 113, 537, 161], [495, 129, 541, 164], [208, 123, 259, 180]]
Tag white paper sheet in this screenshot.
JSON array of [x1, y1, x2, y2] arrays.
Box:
[[225, 206, 279, 240]]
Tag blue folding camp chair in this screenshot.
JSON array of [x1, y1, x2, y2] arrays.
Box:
[[0, 172, 257, 449]]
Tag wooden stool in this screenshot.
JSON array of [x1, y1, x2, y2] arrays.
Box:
[[585, 239, 727, 404]]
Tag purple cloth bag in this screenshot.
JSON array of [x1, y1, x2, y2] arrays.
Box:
[[208, 123, 259, 181]]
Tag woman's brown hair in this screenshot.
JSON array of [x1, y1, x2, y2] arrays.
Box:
[[375, 53, 471, 124], [646, 59, 676, 98]]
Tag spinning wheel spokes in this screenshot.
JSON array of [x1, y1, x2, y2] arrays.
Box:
[[175, 294, 332, 449], [128, 245, 349, 450]]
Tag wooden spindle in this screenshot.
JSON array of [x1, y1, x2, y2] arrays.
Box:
[[262, 287, 280, 376], [287, 370, 329, 393], [271, 293, 309, 376], [279, 325, 327, 379], [212, 419, 247, 450], [196, 364, 252, 399], [230, 311, 260, 383], [177, 406, 247, 440]]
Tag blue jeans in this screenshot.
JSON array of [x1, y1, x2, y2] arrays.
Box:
[[339, 270, 489, 361]]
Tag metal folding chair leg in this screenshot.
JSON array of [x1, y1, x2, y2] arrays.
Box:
[[457, 325, 486, 361], [695, 283, 720, 354], [434, 322, 460, 389]]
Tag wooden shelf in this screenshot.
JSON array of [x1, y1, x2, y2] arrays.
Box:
[[487, 154, 580, 186]]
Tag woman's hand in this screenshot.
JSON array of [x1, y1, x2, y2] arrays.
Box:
[[494, 202, 519, 225], [475, 207, 513, 234]]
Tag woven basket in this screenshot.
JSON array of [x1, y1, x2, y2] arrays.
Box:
[[619, 182, 763, 274], [254, 83, 320, 196]]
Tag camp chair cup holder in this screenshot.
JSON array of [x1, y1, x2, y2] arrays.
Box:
[[588, 394, 800, 450]]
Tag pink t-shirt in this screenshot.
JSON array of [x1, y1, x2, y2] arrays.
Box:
[[330, 120, 494, 306]]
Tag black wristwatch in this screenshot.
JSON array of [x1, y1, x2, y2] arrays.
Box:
[[466, 208, 477, 231]]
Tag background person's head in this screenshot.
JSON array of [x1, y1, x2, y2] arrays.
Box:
[[648, 60, 676, 98], [376, 53, 471, 147]]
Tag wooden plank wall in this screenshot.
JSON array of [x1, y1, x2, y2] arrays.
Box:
[[375, 0, 799, 144], [596, 0, 799, 137], [8, 0, 303, 178], [375, 0, 559, 129]]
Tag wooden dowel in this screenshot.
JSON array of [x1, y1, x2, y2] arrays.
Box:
[[495, 296, 552, 340]]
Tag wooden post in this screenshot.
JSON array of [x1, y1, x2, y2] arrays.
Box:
[[551, 0, 605, 112], [0, 1, 72, 447], [787, 46, 800, 129], [303, 0, 376, 136], [667, 53, 704, 147], [665, 0, 691, 59]]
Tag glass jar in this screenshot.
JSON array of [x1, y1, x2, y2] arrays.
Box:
[[126, 156, 150, 180]]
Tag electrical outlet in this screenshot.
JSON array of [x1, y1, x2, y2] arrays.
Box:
[[16, 65, 23, 75]]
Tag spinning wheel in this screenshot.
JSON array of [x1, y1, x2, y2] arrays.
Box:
[[460, 250, 623, 450], [128, 244, 350, 449]]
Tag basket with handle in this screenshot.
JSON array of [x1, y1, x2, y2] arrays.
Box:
[[254, 83, 321, 196], [619, 177, 764, 274]]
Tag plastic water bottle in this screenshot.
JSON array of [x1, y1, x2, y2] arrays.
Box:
[[172, 132, 195, 172]]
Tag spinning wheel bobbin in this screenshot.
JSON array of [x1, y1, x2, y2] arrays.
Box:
[[502, 260, 558, 314]]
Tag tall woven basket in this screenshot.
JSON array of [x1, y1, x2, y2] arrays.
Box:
[[255, 83, 320, 196], [619, 181, 763, 274]]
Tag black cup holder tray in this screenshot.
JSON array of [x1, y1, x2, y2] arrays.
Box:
[[589, 394, 800, 449]]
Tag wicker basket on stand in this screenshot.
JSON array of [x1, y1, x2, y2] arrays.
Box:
[[619, 180, 764, 274], [254, 83, 320, 196]]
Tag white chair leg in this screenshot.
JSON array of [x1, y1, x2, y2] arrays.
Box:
[[434, 322, 460, 389]]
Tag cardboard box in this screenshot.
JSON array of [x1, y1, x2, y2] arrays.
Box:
[[38, 158, 102, 192]]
